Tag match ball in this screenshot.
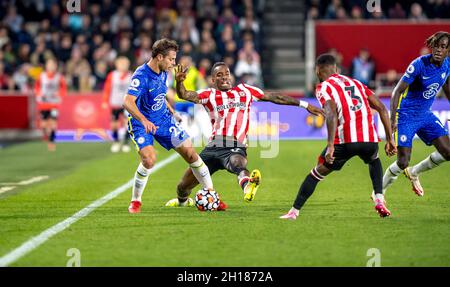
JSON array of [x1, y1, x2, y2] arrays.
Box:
[[195, 188, 220, 211]]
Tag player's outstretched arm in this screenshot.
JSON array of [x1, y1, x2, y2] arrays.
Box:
[[261, 92, 324, 116], [323, 100, 338, 164], [368, 94, 397, 157], [390, 80, 409, 132], [123, 94, 157, 134], [174, 64, 200, 104]]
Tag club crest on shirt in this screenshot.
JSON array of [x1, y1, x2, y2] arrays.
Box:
[[400, 135, 407, 142], [442, 73, 446, 79], [137, 137, 145, 144]]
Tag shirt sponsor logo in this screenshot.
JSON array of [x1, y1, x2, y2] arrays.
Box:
[[423, 83, 440, 99], [216, 102, 246, 112], [151, 94, 166, 111]]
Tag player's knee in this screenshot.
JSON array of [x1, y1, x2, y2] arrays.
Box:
[[141, 154, 156, 169], [397, 158, 409, 170], [440, 150, 450, 161]]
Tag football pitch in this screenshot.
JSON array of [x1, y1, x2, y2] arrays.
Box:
[[0, 140, 449, 267]]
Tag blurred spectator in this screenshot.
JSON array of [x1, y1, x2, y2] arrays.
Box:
[[350, 48, 375, 87], [335, 6, 349, 20], [235, 51, 262, 87], [197, 0, 219, 20], [389, 2, 407, 19], [135, 35, 153, 66], [65, 48, 92, 92], [350, 6, 363, 20], [93, 60, 109, 90], [0, 61, 12, 90], [239, 9, 260, 34], [1, 1, 264, 92], [379, 69, 399, 89], [420, 46, 431, 56], [3, 5, 24, 33], [12, 64, 31, 92], [110, 7, 133, 34], [307, 6, 320, 20], [325, 0, 342, 19], [0, 26, 10, 49], [409, 3, 428, 21]]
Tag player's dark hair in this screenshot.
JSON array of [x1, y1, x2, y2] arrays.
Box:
[[425, 31, 450, 49], [316, 54, 336, 67], [211, 62, 228, 75], [151, 38, 179, 58]]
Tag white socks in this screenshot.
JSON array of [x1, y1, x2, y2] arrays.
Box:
[[190, 157, 213, 190], [382, 161, 404, 194], [132, 162, 151, 202], [411, 151, 446, 176]]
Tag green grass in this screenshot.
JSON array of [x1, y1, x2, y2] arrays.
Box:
[[0, 140, 449, 266]]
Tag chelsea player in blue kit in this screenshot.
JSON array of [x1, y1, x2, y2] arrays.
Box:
[[123, 39, 214, 213], [382, 31, 450, 198]]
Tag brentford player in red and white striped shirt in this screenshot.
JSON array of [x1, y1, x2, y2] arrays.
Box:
[[35, 58, 67, 151], [102, 56, 132, 153], [316, 73, 379, 144], [281, 54, 397, 220], [165, 62, 323, 209]]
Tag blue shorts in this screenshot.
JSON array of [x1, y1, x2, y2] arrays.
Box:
[[396, 112, 448, 147], [128, 115, 190, 151]]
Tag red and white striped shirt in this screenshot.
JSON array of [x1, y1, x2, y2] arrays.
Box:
[[315, 74, 379, 144], [198, 83, 264, 144], [103, 70, 132, 108]]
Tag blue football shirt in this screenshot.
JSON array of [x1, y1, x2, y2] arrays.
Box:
[[398, 54, 449, 116], [127, 63, 171, 125]]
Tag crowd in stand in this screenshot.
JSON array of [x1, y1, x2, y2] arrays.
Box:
[[0, 0, 264, 93], [307, 0, 450, 21]]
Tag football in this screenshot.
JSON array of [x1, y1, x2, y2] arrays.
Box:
[[195, 188, 220, 211]]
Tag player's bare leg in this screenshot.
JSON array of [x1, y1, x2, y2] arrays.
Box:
[[110, 119, 121, 153], [128, 145, 156, 213], [227, 154, 261, 202], [121, 116, 131, 153], [165, 168, 198, 207], [406, 136, 450, 196], [382, 147, 412, 195], [47, 118, 57, 152], [281, 163, 332, 220]]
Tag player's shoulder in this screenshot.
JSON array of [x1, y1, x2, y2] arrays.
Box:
[[410, 54, 430, 69], [129, 65, 150, 91], [239, 83, 264, 95]]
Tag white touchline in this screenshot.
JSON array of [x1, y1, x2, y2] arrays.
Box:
[[0, 186, 16, 194], [0, 153, 180, 267], [0, 175, 50, 186]]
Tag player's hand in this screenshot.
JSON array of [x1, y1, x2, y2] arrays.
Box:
[[142, 119, 158, 134], [390, 120, 397, 134], [101, 102, 108, 110], [175, 64, 189, 83], [325, 144, 335, 164], [306, 105, 325, 117], [173, 112, 183, 123], [385, 139, 397, 157]]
